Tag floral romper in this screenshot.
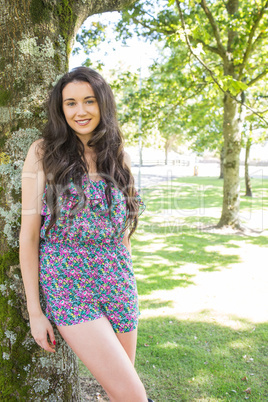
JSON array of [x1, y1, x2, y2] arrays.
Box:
[[39, 174, 146, 333]]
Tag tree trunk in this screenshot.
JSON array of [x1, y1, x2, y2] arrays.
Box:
[[164, 141, 168, 165], [164, 135, 176, 165], [219, 146, 224, 179], [245, 137, 252, 197], [217, 94, 244, 228], [0, 0, 135, 400]]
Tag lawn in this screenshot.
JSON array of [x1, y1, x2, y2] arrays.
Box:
[[80, 177, 268, 401]]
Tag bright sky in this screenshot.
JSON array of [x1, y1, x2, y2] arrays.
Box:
[[69, 11, 158, 77]]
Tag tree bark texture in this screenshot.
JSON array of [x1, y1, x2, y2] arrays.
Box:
[[245, 137, 252, 197], [219, 146, 224, 179], [217, 94, 244, 228], [0, 0, 135, 400]]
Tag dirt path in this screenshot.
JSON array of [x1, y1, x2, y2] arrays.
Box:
[[80, 376, 108, 401]]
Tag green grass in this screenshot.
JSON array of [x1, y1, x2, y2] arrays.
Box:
[[79, 177, 268, 401], [136, 317, 267, 401]]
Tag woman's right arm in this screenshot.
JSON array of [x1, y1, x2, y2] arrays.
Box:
[[19, 140, 56, 353]]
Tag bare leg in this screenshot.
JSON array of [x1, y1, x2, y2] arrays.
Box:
[[116, 329, 137, 365], [57, 317, 147, 402]]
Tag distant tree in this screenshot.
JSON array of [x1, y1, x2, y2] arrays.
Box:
[[242, 79, 268, 196]]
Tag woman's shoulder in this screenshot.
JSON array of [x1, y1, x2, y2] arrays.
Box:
[[23, 138, 44, 173]]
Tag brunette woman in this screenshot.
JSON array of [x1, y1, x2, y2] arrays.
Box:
[[20, 67, 153, 402]]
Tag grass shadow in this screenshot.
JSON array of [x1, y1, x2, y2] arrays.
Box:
[[132, 226, 242, 296]]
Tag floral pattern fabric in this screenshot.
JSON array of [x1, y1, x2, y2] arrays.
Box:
[[39, 175, 146, 333]]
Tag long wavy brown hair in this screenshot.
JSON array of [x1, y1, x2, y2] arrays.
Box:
[[41, 67, 141, 239]]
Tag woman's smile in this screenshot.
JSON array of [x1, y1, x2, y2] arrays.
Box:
[[75, 119, 92, 126]]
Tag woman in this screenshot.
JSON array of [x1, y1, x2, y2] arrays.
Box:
[[20, 67, 153, 402]]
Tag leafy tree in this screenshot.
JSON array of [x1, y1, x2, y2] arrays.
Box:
[[113, 0, 268, 228]]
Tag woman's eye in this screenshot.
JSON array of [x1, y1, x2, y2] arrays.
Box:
[[86, 100, 94, 104], [67, 102, 75, 107]]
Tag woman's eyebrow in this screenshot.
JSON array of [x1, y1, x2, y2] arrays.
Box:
[[63, 95, 96, 102]]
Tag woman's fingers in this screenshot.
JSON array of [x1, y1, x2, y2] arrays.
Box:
[[35, 334, 56, 353], [40, 337, 56, 353], [30, 313, 56, 353], [47, 325, 56, 349]]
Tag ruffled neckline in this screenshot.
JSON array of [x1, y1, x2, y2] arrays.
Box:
[[83, 174, 107, 185]]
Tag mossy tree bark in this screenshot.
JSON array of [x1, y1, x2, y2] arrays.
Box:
[[0, 0, 135, 400]]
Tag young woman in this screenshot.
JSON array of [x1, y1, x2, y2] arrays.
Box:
[[20, 67, 153, 402]]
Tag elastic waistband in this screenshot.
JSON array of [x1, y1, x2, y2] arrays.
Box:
[[40, 237, 119, 248]]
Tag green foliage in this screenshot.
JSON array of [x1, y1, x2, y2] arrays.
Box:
[[73, 22, 107, 57], [220, 76, 248, 97]]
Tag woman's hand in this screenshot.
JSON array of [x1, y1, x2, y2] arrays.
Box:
[[29, 312, 56, 353]]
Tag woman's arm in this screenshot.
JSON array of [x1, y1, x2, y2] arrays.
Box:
[[19, 140, 55, 353]]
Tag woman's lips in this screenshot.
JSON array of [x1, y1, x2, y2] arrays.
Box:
[[76, 119, 91, 126]]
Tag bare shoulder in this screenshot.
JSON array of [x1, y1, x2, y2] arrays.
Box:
[[22, 139, 44, 174], [123, 151, 132, 170]]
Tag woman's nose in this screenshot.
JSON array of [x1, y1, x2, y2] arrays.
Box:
[[77, 103, 87, 115]]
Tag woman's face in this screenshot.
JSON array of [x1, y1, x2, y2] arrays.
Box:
[[62, 81, 101, 143]]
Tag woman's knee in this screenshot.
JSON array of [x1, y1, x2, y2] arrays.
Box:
[[106, 377, 147, 402]]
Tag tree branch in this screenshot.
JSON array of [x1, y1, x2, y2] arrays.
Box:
[[188, 36, 223, 56], [132, 16, 176, 36], [246, 67, 268, 88], [74, 0, 137, 31], [252, 32, 267, 52], [238, 0, 268, 79], [200, 0, 226, 58], [259, 108, 268, 114], [176, 1, 226, 94], [171, 83, 208, 112]]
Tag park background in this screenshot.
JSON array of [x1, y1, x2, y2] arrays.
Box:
[[0, 1, 267, 401]]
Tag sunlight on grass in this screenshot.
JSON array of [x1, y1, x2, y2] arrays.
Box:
[[159, 341, 179, 350]]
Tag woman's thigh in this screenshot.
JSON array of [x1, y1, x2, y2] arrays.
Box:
[[57, 316, 147, 402], [116, 329, 137, 365]]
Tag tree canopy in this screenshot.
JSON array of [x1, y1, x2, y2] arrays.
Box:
[[77, 0, 268, 227]]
